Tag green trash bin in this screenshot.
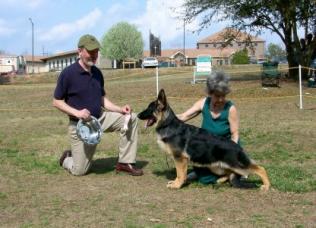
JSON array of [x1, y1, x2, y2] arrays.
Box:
[[308, 78, 316, 88]]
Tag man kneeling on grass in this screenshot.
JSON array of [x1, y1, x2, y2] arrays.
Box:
[[52, 34, 143, 176]]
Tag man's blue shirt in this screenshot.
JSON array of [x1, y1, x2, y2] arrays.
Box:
[[54, 61, 106, 119]]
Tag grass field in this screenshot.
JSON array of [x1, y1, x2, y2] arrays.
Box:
[[0, 67, 315, 227]]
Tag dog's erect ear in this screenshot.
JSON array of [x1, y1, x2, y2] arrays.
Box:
[[157, 89, 167, 110]]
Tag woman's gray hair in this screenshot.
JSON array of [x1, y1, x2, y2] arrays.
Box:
[[206, 71, 231, 95]]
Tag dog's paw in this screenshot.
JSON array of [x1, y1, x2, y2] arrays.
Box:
[[167, 180, 182, 189], [260, 184, 270, 191], [216, 176, 229, 184]]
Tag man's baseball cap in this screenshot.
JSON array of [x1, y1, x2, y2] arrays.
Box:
[[78, 34, 101, 51]]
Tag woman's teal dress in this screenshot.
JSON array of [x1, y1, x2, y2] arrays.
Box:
[[194, 97, 236, 184]]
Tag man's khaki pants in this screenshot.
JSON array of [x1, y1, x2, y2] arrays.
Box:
[[62, 111, 138, 176]]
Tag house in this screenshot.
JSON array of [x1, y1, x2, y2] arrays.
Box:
[[144, 47, 236, 66], [1, 50, 112, 74], [40, 50, 112, 72], [0, 54, 48, 74], [24, 55, 46, 73], [0, 55, 25, 74], [40, 50, 78, 72], [197, 28, 265, 62], [144, 28, 265, 66]]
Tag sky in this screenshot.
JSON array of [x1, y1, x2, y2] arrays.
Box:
[[0, 0, 282, 56]]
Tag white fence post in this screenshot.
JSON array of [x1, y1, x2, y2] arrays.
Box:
[[156, 66, 159, 96], [299, 65, 303, 109]]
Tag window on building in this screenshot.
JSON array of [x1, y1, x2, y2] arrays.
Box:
[[217, 60, 223, 65], [213, 44, 216, 47], [205, 44, 209, 48]]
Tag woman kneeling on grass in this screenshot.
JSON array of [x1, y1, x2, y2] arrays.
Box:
[[177, 71, 242, 185]]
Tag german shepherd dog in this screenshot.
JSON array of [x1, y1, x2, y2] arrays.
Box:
[[138, 89, 270, 190]]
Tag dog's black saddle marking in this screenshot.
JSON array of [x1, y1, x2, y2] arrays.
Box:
[[154, 106, 251, 169]]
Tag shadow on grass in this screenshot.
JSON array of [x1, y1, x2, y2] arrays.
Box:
[[153, 167, 261, 189], [152, 168, 176, 180], [230, 177, 260, 189], [90, 157, 149, 175]]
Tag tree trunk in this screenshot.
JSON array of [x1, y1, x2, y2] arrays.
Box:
[[284, 35, 299, 80]]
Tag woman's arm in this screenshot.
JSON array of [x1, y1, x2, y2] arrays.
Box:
[[177, 98, 205, 122], [228, 105, 239, 144]]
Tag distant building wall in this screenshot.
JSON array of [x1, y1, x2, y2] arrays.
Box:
[[97, 57, 112, 69], [42, 51, 78, 72], [0, 55, 18, 73], [42, 51, 112, 71], [25, 61, 46, 74]]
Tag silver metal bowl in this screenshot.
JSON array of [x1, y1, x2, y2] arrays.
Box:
[[76, 116, 102, 145]]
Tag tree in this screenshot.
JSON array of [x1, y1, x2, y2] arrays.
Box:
[[231, 49, 249, 64], [101, 22, 144, 63], [266, 43, 287, 62], [182, 0, 316, 79]]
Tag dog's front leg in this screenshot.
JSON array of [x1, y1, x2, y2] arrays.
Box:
[[167, 156, 188, 189]]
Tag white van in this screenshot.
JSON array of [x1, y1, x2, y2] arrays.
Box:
[[142, 57, 158, 68]]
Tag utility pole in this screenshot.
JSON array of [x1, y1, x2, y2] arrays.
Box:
[[183, 19, 186, 65], [42, 46, 48, 56], [29, 18, 34, 74]]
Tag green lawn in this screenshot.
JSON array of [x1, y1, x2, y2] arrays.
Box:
[[0, 67, 315, 227]]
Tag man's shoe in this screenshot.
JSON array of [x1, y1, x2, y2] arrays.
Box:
[[59, 150, 72, 167], [115, 163, 143, 176]]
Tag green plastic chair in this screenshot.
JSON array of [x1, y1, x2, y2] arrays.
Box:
[[261, 62, 281, 87]]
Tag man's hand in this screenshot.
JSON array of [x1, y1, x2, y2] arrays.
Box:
[[121, 105, 132, 114], [77, 108, 91, 121]]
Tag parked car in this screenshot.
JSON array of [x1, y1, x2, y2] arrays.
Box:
[[257, 60, 266, 64], [142, 57, 158, 68], [159, 61, 176, 68], [249, 59, 257, 64]]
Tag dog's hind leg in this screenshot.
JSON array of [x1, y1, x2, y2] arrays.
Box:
[[167, 156, 188, 189], [248, 164, 271, 191]]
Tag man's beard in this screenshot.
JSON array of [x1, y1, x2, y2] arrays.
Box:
[[86, 60, 94, 66], [85, 57, 97, 66]]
